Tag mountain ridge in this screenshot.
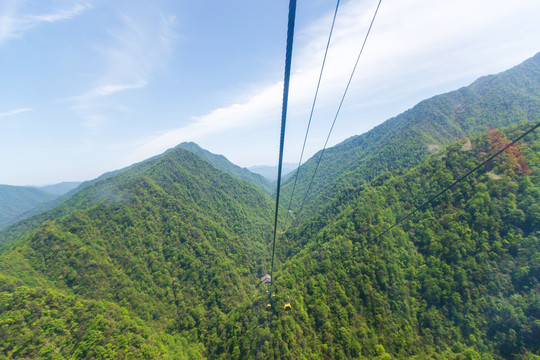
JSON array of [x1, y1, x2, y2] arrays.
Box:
[[0, 144, 275, 247], [176, 142, 274, 194], [1, 146, 274, 357], [37, 181, 82, 195], [280, 52, 540, 217], [261, 122, 540, 358]]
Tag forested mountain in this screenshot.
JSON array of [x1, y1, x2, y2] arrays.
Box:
[[0, 185, 57, 229], [0, 147, 274, 358], [0, 143, 271, 247], [263, 122, 539, 359], [1, 122, 537, 359], [177, 142, 274, 194], [0, 167, 135, 246], [280, 52, 540, 217], [0, 147, 275, 248]]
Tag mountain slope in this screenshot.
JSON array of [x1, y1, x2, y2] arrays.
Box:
[[216, 122, 539, 359], [0, 185, 57, 229], [0, 147, 274, 358], [281, 52, 540, 217], [177, 142, 274, 194], [0, 144, 273, 247], [0, 167, 136, 246], [0, 182, 82, 231]]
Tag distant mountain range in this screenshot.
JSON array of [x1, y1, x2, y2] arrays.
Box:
[[37, 181, 81, 195], [248, 163, 297, 181], [0, 143, 273, 238], [0, 145, 275, 233], [0, 146, 270, 246], [0, 185, 57, 228], [0, 182, 82, 229]]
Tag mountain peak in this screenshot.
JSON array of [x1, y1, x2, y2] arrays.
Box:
[[175, 142, 274, 194]]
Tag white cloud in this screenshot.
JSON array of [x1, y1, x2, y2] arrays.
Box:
[[131, 82, 284, 160], [0, 108, 32, 119], [92, 81, 148, 97], [0, 1, 89, 44], [65, 12, 177, 133], [65, 80, 148, 103], [129, 0, 391, 160], [24, 3, 89, 23], [132, 0, 540, 165], [96, 13, 176, 92]]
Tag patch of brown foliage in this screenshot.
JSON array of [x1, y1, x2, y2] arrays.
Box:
[[487, 126, 531, 175]]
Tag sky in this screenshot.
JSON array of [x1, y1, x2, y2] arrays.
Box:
[[1, 0, 539, 186]]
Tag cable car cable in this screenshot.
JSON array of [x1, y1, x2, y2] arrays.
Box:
[[285, 0, 341, 225], [269, 0, 297, 291], [294, 0, 383, 221]]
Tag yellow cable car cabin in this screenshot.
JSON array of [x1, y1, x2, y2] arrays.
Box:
[[283, 302, 292, 311]]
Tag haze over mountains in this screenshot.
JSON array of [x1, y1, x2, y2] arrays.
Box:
[[37, 182, 82, 196], [0, 185, 57, 229], [248, 163, 297, 182], [0, 182, 81, 230], [0, 54, 538, 358]]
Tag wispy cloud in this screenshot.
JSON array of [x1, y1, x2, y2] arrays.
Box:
[[0, 108, 32, 119], [132, 0, 540, 164], [91, 81, 148, 97], [0, 1, 89, 44], [66, 11, 177, 133], [132, 82, 283, 160], [130, 0, 390, 158], [25, 4, 89, 23], [65, 80, 148, 102], [91, 12, 176, 96]]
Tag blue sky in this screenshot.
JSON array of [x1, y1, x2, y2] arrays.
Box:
[[1, 0, 540, 186]]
